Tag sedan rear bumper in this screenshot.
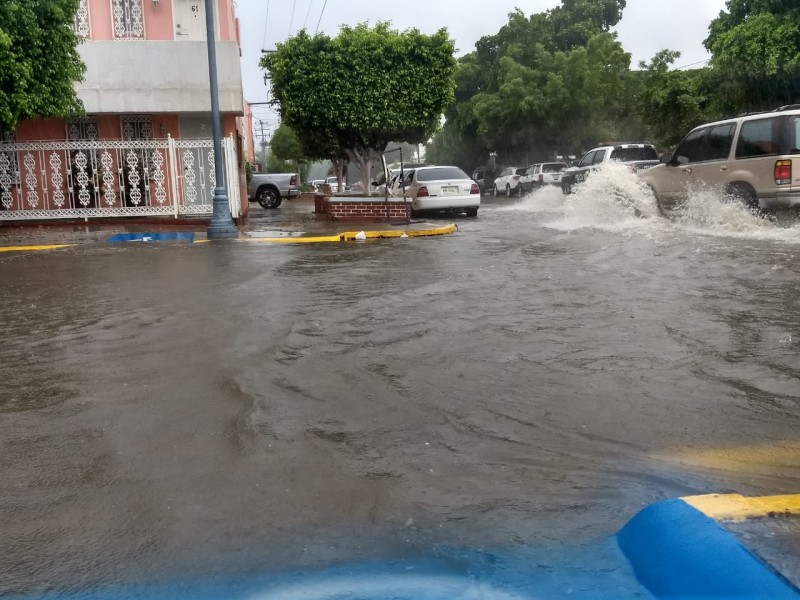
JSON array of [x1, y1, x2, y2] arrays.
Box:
[[412, 195, 480, 210]]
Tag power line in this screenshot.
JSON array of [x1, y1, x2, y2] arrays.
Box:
[[674, 58, 711, 70], [315, 0, 329, 34], [288, 0, 298, 36], [261, 0, 271, 51], [302, 0, 315, 31]]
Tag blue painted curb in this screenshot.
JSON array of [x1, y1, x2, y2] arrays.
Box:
[[105, 232, 196, 243], [617, 498, 799, 598]]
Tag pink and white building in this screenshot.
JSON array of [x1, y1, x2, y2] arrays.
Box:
[[0, 0, 255, 221]]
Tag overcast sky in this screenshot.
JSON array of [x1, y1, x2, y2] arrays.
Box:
[[235, 0, 729, 136]]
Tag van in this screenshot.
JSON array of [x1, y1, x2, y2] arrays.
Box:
[[639, 105, 800, 212]]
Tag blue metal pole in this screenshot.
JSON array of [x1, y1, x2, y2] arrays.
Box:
[[205, 0, 238, 239]]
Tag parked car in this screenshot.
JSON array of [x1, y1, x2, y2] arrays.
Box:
[[639, 105, 800, 213], [471, 166, 497, 196], [404, 165, 480, 217], [325, 176, 350, 193], [493, 167, 528, 197], [519, 162, 569, 194], [247, 172, 301, 209], [561, 143, 660, 194]]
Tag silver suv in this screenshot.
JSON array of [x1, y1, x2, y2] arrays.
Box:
[[639, 105, 800, 212]]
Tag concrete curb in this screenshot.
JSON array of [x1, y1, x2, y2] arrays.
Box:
[[617, 494, 800, 599], [0, 244, 77, 253], [243, 223, 458, 244]]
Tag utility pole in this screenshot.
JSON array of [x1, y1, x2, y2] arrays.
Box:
[[204, 0, 237, 239]]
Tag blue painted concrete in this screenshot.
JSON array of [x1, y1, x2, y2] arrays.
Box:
[[105, 232, 196, 243], [618, 499, 799, 599]]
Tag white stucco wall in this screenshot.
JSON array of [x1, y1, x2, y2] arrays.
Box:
[[75, 41, 244, 115]]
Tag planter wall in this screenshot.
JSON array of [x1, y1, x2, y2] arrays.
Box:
[[314, 194, 412, 223]]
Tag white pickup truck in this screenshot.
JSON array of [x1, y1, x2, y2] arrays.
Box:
[[247, 172, 301, 209]]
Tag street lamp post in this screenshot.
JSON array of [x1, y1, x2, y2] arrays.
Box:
[[205, 0, 238, 239]]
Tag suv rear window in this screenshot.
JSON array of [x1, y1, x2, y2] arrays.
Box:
[[610, 147, 658, 162], [736, 117, 779, 158], [416, 167, 469, 182], [790, 116, 800, 154], [542, 163, 566, 172]]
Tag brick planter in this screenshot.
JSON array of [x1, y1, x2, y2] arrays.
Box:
[[314, 194, 412, 223]]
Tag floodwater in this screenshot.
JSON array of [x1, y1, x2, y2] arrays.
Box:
[[1, 163, 800, 597]]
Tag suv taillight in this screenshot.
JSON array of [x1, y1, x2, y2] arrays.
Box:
[[538, 174, 543, 183], [513, 175, 520, 181], [290, 175, 297, 186], [470, 183, 479, 194], [417, 186, 429, 197], [775, 160, 792, 185]]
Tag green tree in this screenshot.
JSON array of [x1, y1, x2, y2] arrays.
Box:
[[635, 50, 714, 148], [270, 123, 304, 165], [705, 0, 800, 111], [0, 0, 85, 131], [432, 0, 631, 168], [262, 22, 457, 194]]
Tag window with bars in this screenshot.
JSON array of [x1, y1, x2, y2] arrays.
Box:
[[121, 116, 154, 140], [112, 0, 145, 39], [67, 117, 99, 141], [0, 127, 20, 209], [73, 0, 91, 37]]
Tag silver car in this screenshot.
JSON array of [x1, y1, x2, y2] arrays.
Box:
[[405, 166, 480, 217]]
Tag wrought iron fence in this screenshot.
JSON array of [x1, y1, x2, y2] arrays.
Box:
[[0, 136, 240, 221]]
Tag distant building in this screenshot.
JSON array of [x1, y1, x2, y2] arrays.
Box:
[[0, 0, 255, 221]]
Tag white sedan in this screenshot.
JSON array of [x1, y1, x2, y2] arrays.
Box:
[[404, 166, 480, 217]]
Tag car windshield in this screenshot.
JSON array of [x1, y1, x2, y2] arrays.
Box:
[[542, 163, 566, 172], [610, 147, 658, 161], [415, 167, 469, 182]]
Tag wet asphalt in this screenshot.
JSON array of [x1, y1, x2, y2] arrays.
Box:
[[1, 174, 800, 595]]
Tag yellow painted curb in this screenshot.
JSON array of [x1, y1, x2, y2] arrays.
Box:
[[245, 223, 457, 244], [683, 493, 800, 521], [0, 244, 76, 253]]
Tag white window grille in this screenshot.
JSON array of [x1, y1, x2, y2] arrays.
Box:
[[0, 128, 20, 210], [112, 0, 145, 39], [67, 117, 99, 141], [73, 0, 91, 38], [121, 115, 153, 141]]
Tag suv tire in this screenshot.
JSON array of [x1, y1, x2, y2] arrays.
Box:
[[725, 183, 759, 212]]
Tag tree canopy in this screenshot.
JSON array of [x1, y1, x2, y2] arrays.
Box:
[[432, 0, 632, 170], [0, 0, 85, 131], [262, 22, 457, 193], [705, 0, 800, 111]]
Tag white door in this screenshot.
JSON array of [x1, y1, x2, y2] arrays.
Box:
[[174, 0, 207, 41]]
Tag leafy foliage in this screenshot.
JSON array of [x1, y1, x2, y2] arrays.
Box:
[[634, 51, 715, 148], [433, 1, 630, 169], [705, 0, 800, 111], [270, 123, 304, 163], [262, 23, 457, 194], [0, 0, 85, 131]]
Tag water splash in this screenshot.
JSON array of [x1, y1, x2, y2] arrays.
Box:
[[507, 163, 800, 243]]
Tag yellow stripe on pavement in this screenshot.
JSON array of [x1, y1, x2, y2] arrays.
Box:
[[683, 493, 800, 521], [0, 244, 76, 252]]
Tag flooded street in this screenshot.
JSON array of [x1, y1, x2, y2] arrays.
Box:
[[2, 167, 800, 596]]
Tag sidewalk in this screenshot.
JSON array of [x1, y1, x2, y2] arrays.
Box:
[[0, 197, 456, 250]]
